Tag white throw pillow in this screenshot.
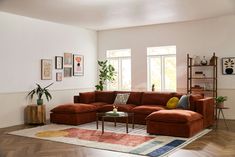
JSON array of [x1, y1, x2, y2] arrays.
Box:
[[113, 93, 130, 105]]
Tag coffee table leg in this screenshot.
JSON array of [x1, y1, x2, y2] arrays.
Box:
[[96, 114, 98, 129], [132, 114, 134, 129], [102, 117, 104, 134], [114, 117, 117, 127], [126, 117, 128, 133]]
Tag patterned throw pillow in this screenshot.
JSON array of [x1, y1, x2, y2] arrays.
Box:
[[177, 95, 190, 109], [113, 93, 130, 105], [166, 97, 180, 109]]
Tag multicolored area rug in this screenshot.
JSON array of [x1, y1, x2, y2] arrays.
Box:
[[9, 122, 210, 157]]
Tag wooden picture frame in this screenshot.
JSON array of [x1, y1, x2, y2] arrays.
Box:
[[73, 54, 84, 76], [64, 53, 73, 67], [41, 59, 52, 80], [55, 56, 63, 69], [222, 57, 235, 75], [64, 67, 72, 77], [56, 72, 62, 81]]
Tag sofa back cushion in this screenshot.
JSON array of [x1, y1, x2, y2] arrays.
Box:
[[141, 92, 173, 106], [95, 91, 115, 104], [115, 91, 143, 105], [79, 92, 95, 104], [189, 94, 204, 111]]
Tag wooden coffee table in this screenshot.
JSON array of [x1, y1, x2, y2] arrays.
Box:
[[96, 112, 134, 134]]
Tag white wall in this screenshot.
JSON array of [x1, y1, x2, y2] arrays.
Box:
[[98, 15, 235, 119], [0, 12, 97, 128]]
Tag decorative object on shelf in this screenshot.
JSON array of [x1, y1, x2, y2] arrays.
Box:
[[73, 54, 84, 76], [193, 56, 201, 65], [27, 83, 53, 105], [41, 59, 52, 80], [200, 56, 208, 65], [56, 72, 62, 81], [95, 60, 116, 91], [151, 84, 155, 91], [194, 71, 204, 78], [222, 57, 235, 75], [55, 56, 63, 69], [215, 96, 227, 108], [64, 53, 73, 67], [64, 67, 72, 77], [209, 54, 216, 65], [112, 105, 118, 113]]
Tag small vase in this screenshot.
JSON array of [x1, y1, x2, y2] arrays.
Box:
[[113, 108, 117, 113], [201, 56, 208, 65], [37, 99, 43, 105], [193, 56, 201, 65], [217, 102, 224, 108]]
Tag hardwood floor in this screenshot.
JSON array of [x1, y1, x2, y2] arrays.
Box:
[[0, 120, 234, 157]]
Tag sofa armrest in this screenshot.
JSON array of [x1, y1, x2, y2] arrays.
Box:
[[195, 97, 214, 128], [74, 95, 80, 103]]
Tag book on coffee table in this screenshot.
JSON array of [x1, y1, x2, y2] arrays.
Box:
[[105, 111, 125, 116]]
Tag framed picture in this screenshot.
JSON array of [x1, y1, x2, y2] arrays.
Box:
[[222, 57, 235, 75], [41, 59, 52, 80], [64, 53, 73, 67], [64, 67, 72, 77], [55, 56, 63, 69], [73, 54, 84, 76], [56, 72, 62, 81]]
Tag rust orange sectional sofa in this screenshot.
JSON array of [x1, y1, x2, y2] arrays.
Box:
[[50, 91, 214, 137]]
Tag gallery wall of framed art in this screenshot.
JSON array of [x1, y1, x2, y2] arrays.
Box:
[[41, 52, 84, 81]]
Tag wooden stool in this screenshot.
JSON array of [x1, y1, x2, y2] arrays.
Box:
[[25, 105, 46, 124], [216, 106, 229, 130]]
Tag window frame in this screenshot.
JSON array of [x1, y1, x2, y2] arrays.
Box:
[[147, 46, 176, 92], [106, 49, 131, 91]]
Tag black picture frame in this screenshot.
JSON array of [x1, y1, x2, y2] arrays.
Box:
[[222, 57, 235, 75], [55, 56, 63, 69]]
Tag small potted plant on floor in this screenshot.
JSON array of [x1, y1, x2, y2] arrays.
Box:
[[215, 96, 227, 108], [27, 83, 53, 105]]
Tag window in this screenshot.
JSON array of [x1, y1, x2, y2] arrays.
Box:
[[106, 49, 131, 91], [147, 46, 176, 91]]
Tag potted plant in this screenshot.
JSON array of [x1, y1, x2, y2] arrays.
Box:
[[215, 96, 227, 108], [95, 60, 116, 91], [27, 83, 53, 105]]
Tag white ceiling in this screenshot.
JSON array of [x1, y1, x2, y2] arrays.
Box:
[[0, 0, 235, 30]]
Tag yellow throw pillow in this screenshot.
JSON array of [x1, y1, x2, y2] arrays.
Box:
[[166, 97, 179, 109]]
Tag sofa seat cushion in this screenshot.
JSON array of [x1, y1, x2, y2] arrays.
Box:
[[97, 104, 136, 112], [132, 105, 166, 115], [51, 103, 97, 114], [90, 102, 108, 109], [146, 110, 203, 123]]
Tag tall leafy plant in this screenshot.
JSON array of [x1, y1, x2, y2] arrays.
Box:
[[95, 60, 116, 91], [27, 83, 53, 105]]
